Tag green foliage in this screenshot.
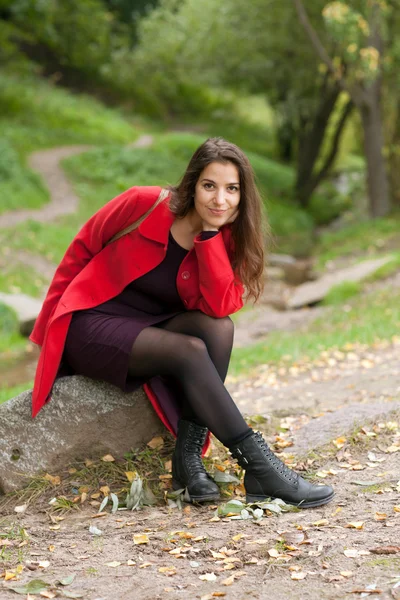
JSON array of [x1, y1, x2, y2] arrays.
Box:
[[0, 73, 136, 153], [308, 182, 351, 226], [322, 281, 362, 305]]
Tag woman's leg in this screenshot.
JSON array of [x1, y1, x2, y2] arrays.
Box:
[[157, 311, 235, 425], [127, 323, 250, 445], [128, 316, 334, 507]]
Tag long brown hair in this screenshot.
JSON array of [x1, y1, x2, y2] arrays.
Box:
[[169, 137, 268, 302]]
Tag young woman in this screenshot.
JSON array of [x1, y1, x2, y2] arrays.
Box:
[[30, 137, 334, 508]]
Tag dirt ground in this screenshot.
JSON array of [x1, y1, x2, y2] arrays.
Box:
[[0, 440, 399, 600]]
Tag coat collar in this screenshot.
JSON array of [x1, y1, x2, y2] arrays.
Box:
[[138, 194, 175, 245]]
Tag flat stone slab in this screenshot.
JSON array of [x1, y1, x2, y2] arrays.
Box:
[[287, 256, 392, 309], [0, 376, 164, 494], [290, 401, 400, 455], [0, 292, 43, 336]]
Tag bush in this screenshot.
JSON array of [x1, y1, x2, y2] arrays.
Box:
[[308, 181, 352, 226]]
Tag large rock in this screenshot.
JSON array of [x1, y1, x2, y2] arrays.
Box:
[[0, 376, 165, 494]]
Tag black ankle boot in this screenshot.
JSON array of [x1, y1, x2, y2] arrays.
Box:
[[230, 431, 334, 508], [172, 419, 220, 503]]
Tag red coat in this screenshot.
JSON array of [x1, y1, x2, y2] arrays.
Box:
[[30, 186, 244, 436]]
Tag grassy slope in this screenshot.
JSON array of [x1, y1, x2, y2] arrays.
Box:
[[0, 72, 139, 215]]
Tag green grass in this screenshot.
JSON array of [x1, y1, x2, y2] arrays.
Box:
[[322, 281, 363, 306], [0, 303, 30, 377], [230, 286, 400, 375], [0, 72, 139, 215], [0, 382, 32, 405], [315, 213, 400, 268], [0, 262, 48, 297]]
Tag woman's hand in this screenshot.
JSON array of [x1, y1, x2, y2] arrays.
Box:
[[202, 208, 239, 231]]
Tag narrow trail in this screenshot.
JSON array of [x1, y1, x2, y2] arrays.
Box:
[[0, 134, 154, 230], [0, 146, 92, 229]]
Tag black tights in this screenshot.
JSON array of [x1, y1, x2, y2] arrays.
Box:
[[127, 311, 250, 446]]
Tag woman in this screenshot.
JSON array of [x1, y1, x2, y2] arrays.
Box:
[[30, 137, 334, 508]]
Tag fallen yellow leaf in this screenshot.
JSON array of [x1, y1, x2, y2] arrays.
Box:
[[100, 485, 110, 496], [374, 512, 387, 521], [48, 545, 55, 552], [393, 506, 400, 513], [4, 571, 17, 581], [313, 519, 329, 527], [106, 561, 121, 568], [345, 522, 364, 530], [340, 571, 354, 578], [332, 436, 347, 449], [147, 436, 164, 449], [222, 575, 235, 586], [159, 566, 177, 576], [134, 534, 149, 545], [101, 454, 115, 462]]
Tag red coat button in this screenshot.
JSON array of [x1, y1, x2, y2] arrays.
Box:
[[181, 271, 190, 280]]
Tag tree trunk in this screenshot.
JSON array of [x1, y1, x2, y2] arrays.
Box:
[[387, 98, 400, 207], [359, 90, 390, 218], [295, 84, 341, 207]]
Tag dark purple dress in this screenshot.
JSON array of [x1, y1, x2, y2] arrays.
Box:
[[64, 231, 215, 391]]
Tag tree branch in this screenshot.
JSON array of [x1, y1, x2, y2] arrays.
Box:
[[314, 98, 354, 188]]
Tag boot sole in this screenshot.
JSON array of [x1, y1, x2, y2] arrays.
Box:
[[246, 491, 335, 509], [172, 479, 220, 503]]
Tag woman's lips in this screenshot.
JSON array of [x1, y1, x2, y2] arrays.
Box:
[[208, 208, 226, 216]]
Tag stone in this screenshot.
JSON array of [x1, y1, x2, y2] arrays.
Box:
[[0, 292, 43, 337], [267, 254, 315, 285], [0, 376, 165, 494], [287, 256, 392, 309], [290, 401, 400, 455]]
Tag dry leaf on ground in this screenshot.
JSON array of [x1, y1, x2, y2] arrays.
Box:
[[101, 454, 115, 462], [133, 534, 149, 545], [147, 436, 164, 449]]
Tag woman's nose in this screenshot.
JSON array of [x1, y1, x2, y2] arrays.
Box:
[[214, 189, 226, 205]]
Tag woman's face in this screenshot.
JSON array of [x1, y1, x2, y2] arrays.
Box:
[[193, 161, 241, 227]]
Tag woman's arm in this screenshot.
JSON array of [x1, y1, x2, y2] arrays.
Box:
[[30, 186, 147, 346], [193, 231, 244, 318]]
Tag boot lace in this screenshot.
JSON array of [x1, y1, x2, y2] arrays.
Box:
[[254, 431, 298, 484], [184, 424, 209, 478]]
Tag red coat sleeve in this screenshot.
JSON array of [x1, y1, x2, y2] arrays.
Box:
[[30, 186, 146, 346], [193, 232, 244, 318]]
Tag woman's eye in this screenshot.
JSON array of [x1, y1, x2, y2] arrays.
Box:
[[228, 186, 239, 192], [204, 183, 214, 189]]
